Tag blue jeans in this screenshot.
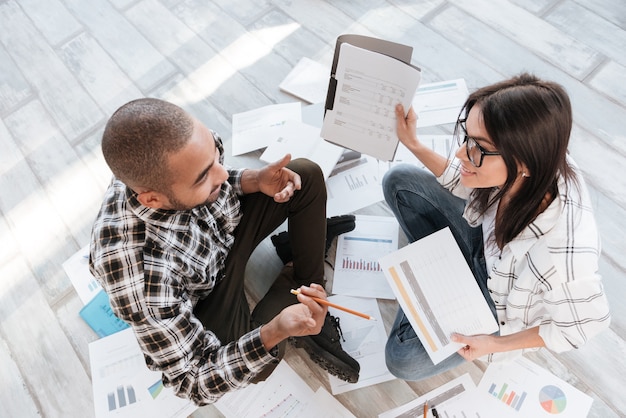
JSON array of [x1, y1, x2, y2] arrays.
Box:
[[382, 164, 496, 381]]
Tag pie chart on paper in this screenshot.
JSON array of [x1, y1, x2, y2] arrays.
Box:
[[539, 385, 567, 414]]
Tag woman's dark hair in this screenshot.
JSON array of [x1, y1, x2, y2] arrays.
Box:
[[462, 73, 577, 248]]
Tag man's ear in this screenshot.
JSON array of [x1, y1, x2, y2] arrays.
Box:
[[136, 190, 168, 209]]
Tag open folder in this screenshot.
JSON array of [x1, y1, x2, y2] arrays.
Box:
[[321, 35, 422, 161]]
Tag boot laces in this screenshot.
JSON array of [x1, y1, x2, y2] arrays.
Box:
[[330, 315, 345, 342]]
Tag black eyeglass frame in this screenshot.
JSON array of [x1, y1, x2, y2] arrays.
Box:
[[455, 118, 501, 167]]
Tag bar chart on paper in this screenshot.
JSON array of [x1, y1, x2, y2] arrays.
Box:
[[477, 357, 591, 417], [486, 381, 528, 411], [332, 215, 398, 299]]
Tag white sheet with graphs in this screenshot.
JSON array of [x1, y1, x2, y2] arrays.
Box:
[[378, 227, 498, 364]]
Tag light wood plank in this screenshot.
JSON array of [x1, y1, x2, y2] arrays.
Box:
[[355, 4, 503, 86], [546, 1, 626, 68], [448, 0, 604, 79], [0, 45, 32, 115], [572, 0, 626, 30], [0, 336, 41, 418], [126, 0, 276, 114], [429, 6, 626, 159], [204, 0, 273, 27], [0, 256, 93, 417], [58, 32, 144, 115], [0, 0, 103, 139], [388, 0, 446, 20], [509, 0, 560, 14], [588, 60, 626, 107], [18, 0, 82, 46], [63, 0, 177, 92], [247, 9, 329, 65], [0, 110, 77, 301], [272, 0, 368, 44], [4, 99, 105, 248]]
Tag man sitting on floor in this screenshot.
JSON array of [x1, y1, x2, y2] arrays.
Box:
[[89, 98, 359, 405]]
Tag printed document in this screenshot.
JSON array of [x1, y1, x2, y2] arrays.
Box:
[[89, 329, 196, 418], [279, 57, 329, 104], [259, 120, 344, 179], [321, 43, 421, 161], [412, 79, 469, 127], [378, 227, 498, 364], [332, 215, 399, 299], [231, 102, 301, 155]]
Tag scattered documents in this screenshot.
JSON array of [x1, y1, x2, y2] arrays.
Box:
[[64, 245, 128, 337], [380, 356, 594, 417], [80, 290, 129, 337], [62, 244, 102, 304], [412, 79, 469, 127], [332, 215, 399, 299], [215, 360, 355, 418], [477, 356, 593, 417], [321, 42, 421, 161], [379, 227, 498, 364], [89, 328, 196, 418], [379, 373, 478, 417], [391, 135, 454, 169], [259, 120, 344, 179], [326, 295, 395, 395], [231, 102, 302, 156], [326, 155, 386, 216], [279, 57, 329, 104]]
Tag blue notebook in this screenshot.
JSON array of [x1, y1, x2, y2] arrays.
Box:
[[79, 290, 130, 337]]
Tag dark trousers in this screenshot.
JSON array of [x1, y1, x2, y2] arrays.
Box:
[[193, 159, 326, 346]]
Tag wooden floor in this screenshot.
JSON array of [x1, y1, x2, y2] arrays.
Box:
[[1, 0, 625, 417]]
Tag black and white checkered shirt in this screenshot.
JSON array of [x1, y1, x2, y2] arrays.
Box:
[[89, 135, 277, 405]]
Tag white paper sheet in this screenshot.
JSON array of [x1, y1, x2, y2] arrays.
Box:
[[412, 79, 469, 127], [279, 57, 329, 104], [215, 360, 355, 418], [63, 244, 102, 305], [476, 356, 593, 417], [326, 156, 386, 216], [378, 227, 499, 364], [392, 135, 454, 168], [327, 295, 395, 395], [259, 120, 344, 179], [332, 215, 399, 299], [231, 102, 302, 156], [379, 373, 478, 418], [321, 43, 421, 161], [89, 328, 196, 418]]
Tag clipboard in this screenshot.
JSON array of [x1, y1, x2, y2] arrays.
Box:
[[321, 35, 422, 161], [324, 34, 415, 115]]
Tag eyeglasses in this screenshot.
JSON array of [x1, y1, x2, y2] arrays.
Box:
[[455, 118, 501, 167]]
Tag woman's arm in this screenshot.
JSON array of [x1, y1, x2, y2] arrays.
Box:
[[451, 327, 545, 362]]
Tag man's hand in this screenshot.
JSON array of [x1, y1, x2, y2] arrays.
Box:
[[256, 154, 302, 203], [260, 284, 328, 351]]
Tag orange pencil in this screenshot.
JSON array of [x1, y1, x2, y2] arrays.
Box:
[[423, 400, 428, 417], [290, 289, 376, 320]]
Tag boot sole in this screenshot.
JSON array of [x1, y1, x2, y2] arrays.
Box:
[[289, 336, 359, 383]]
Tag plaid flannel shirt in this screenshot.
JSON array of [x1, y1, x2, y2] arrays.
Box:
[[89, 134, 277, 405]]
